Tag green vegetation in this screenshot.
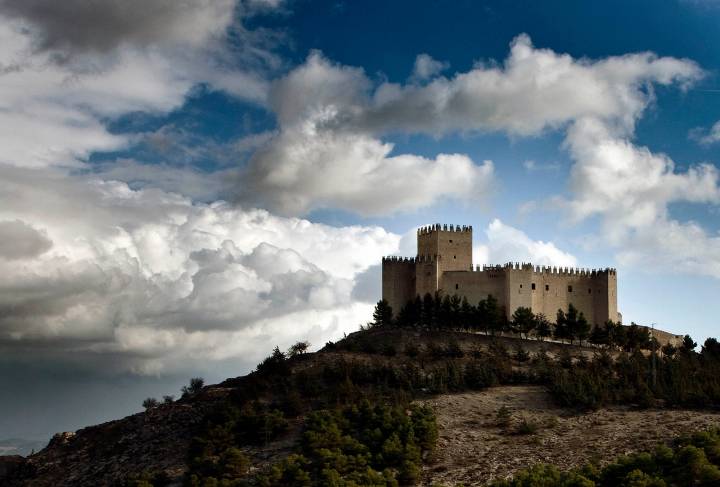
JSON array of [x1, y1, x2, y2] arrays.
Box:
[[179, 339, 441, 486], [256, 402, 437, 486], [490, 427, 720, 486], [182, 377, 205, 397], [495, 406, 512, 427], [142, 397, 159, 410], [378, 295, 657, 350], [546, 338, 720, 410]]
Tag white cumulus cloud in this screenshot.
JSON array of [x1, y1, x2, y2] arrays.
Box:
[[240, 52, 495, 216], [410, 53, 449, 81], [480, 219, 577, 268], [0, 166, 399, 374]]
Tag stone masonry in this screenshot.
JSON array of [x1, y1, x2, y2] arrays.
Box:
[[382, 223, 621, 325]]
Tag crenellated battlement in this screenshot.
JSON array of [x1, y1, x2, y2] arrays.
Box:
[[416, 254, 440, 263], [417, 223, 472, 235], [530, 265, 616, 276], [382, 256, 417, 265], [382, 255, 445, 264], [462, 262, 616, 277]]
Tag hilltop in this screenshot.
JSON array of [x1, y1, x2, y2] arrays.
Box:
[[2, 326, 720, 486]]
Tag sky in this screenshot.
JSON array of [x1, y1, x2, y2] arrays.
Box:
[[1, 0, 719, 442]]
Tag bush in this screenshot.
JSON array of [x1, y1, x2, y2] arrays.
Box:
[[288, 341, 310, 357], [496, 406, 512, 427], [256, 347, 289, 376], [465, 360, 500, 390], [142, 397, 159, 410], [513, 345, 530, 362], [381, 343, 398, 356], [515, 418, 539, 435], [404, 343, 420, 357], [181, 377, 204, 397], [445, 340, 464, 358]]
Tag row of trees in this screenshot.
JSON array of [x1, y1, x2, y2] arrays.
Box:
[[373, 293, 684, 351]]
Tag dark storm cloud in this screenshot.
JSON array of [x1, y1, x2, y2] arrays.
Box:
[[0, 0, 237, 54], [351, 264, 381, 303]]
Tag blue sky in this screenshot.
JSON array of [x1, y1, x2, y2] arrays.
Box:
[[1, 0, 720, 441]]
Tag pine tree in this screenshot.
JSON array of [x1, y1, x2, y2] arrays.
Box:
[[555, 309, 569, 343], [450, 294, 462, 330], [681, 334, 697, 354], [535, 313, 552, 341], [460, 296, 474, 331], [372, 299, 394, 327], [511, 307, 535, 339], [421, 293, 435, 329], [575, 311, 591, 346], [439, 294, 453, 330], [565, 304, 580, 345], [485, 294, 502, 336], [589, 323, 608, 347]]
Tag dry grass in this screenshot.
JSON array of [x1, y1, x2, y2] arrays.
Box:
[[420, 385, 720, 486]]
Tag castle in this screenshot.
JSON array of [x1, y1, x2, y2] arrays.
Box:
[[382, 224, 620, 325]]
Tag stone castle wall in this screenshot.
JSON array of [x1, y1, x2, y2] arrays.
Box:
[[441, 264, 618, 324], [382, 223, 620, 325]]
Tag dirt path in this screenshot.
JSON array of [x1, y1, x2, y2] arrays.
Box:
[[422, 385, 720, 486]]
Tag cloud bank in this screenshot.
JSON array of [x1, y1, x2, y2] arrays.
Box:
[[0, 166, 398, 374]]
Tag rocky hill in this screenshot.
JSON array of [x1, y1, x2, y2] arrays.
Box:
[[2, 327, 720, 486]]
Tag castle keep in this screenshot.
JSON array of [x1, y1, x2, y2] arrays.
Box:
[[382, 224, 620, 325]]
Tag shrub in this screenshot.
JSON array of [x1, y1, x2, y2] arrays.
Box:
[[381, 343, 398, 356], [288, 341, 310, 357], [515, 418, 539, 435], [445, 339, 464, 358], [142, 397, 159, 410], [256, 347, 289, 376], [514, 345, 530, 363], [404, 343, 420, 357], [495, 406, 512, 427], [465, 360, 500, 390], [182, 377, 205, 397]]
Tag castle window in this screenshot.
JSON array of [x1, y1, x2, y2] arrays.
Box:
[[454, 255, 456, 259], [531, 283, 536, 290], [519, 284, 523, 288], [449, 239, 453, 243], [545, 284, 549, 291], [568, 285, 573, 292], [588, 288, 592, 294], [455, 283, 459, 290]]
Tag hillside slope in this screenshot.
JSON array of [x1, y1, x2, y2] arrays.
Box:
[[1, 327, 719, 486], [424, 386, 720, 485]]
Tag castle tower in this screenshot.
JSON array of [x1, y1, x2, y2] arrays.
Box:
[[381, 256, 416, 317], [415, 224, 472, 297]]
